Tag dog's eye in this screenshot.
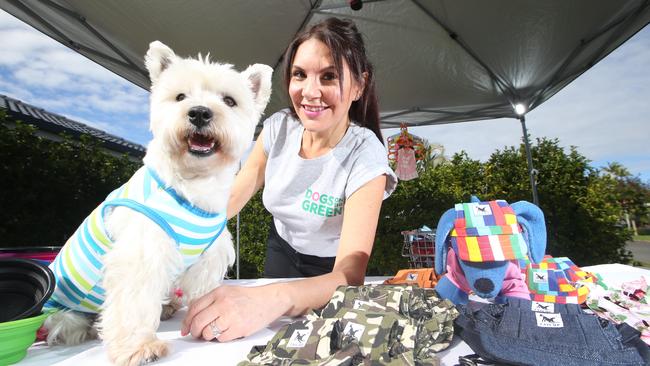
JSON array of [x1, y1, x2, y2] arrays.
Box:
[[176, 93, 186, 102], [223, 96, 237, 107]]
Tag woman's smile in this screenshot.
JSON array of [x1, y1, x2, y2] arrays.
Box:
[[302, 104, 329, 118]]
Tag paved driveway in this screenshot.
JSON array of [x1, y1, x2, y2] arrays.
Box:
[[626, 241, 650, 268]]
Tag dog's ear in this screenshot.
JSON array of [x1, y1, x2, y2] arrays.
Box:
[[242, 64, 273, 114], [145, 41, 177, 85], [512, 201, 547, 263], [434, 207, 456, 275]]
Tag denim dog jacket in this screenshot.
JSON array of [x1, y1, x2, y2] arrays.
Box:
[[455, 297, 650, 365]]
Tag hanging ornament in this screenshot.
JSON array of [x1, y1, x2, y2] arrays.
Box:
[[387, 124, 426, 181]]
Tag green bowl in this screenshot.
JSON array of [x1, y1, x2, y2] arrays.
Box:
[[0, 312, 49, 365]]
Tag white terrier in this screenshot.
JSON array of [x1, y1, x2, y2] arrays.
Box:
[[43, 41, 272, 365]]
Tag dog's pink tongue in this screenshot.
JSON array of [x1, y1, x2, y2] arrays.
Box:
[[189, 134, 214, 149]]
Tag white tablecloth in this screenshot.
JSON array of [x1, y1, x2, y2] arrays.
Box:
[[17, 265, 650, 366]]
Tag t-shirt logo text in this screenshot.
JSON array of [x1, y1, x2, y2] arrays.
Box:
[[302, 188, 344, 217]]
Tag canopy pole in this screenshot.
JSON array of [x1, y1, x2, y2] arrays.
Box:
[[236, 159, 241, 280], [519, 116, 539, 205], [236, 212, 240, 280]]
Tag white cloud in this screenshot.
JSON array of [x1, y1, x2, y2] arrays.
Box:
[[0, 30, 55, 66], [85, 92, 149, 114], [0, 77, 33, 100], [0, 9, 151, 147], [14, 67, 71, 88], [0, 49, 26, 66], [42, 49, 125, 84]]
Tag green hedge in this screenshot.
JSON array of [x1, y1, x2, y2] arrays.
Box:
[[0, 112, 141, 248], [227, 191, 271, 278]]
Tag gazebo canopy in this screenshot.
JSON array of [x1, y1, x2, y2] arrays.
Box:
[[1, 0, 648, 131]]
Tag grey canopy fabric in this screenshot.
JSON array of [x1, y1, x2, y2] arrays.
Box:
[[1, 0, 648, 130]]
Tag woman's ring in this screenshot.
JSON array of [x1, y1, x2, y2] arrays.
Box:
[[209, 320, 221, 338]]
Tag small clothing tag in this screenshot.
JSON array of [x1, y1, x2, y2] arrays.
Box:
[[532, 270, 548, 284], [352, 299, 386, 310], [535, 313, 563, 328], [531, 301, 554, 313], [406, 273, 418, 281], [472, 204, 492, 216], [287, 329, 310, 348], [343, 322, 366, 341]]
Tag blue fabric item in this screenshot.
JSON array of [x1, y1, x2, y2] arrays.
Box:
[[455, 298, 649, 366], [453, 257, 510, 299], [434, 276, 468, 305], [510, 201, 546, 263], [103, 199, 177, 241], [434, 208, 455, 275]]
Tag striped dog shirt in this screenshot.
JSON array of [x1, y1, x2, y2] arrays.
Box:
[[45, 166, 227, 313]]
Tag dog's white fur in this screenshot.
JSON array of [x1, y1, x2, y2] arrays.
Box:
[[44, 41, 272, 366]]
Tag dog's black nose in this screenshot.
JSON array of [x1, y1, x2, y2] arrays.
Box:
[[188, 106, 213, 128], [473, 278, 495, 294]]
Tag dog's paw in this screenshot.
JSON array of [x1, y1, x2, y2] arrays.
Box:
[[110, 339, 169, 366], [161, 294, 183, 321], [160, 303, 179, 321]]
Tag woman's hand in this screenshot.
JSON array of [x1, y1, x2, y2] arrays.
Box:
[[181, 174, 388, 342], [180, 284, 290, 342]]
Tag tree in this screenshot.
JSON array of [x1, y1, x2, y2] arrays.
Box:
[[602, 162, 650, 234], [484, 138, 632, 265]]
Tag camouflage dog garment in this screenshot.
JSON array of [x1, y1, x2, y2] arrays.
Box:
[[239, 285, 458, 366], [240, 312, 420, 365], [313, 285, 414, 318], [315, 285, 458, 356]]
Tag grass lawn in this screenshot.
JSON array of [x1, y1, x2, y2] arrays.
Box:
[[633, 235, 650, 243]]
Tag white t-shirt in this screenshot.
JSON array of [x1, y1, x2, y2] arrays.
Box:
[[262, 109, 397, 257]]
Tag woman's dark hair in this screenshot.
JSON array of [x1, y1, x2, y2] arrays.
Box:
[[282, 17, 384, 144]]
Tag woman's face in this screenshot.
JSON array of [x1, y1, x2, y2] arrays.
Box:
[[289, 38, 362, 135]]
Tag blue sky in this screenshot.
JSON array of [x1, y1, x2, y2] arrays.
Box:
[[1, 10, 648, 182]]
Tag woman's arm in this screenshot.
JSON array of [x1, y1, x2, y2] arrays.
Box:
[[181, 174, 388, 341], [227, 134, 267, 219]]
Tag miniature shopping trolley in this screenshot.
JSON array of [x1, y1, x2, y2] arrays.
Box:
[[401, 229, 436, 268]]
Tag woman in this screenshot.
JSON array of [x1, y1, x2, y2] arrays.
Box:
[[181, 17, 397, 342]]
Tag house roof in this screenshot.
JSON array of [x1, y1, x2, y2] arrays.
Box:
[[1, 94, 146, 158]]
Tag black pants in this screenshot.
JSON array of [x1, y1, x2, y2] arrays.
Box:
[[263, 221, 335, 278]]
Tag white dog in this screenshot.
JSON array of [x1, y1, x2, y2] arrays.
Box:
[[43, 41, 272, 365]]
